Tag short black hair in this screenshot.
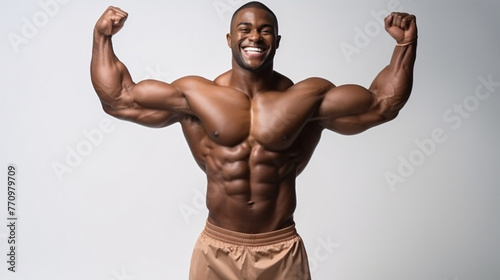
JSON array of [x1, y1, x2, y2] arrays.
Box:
[[230, 1, 279, 34]]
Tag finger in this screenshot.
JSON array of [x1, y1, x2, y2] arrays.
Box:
[[108, 6, 128, 15], [391, 12, 414, 30], [114, 10, 128, 20], [384, 14, 393, 30], [109, 12, 128, 25], [392, 13, 402, 27], [403, 15, 416, 30], [106, 6, 128, 23], [391, 12, 408, 28]]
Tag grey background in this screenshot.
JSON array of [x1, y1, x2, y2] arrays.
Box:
[[1, 0, 499, 279]]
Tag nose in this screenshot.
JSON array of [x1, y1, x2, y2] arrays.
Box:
[[248, 29, 262, 42]]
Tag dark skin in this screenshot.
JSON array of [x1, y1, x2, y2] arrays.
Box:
[[91, 6, 417, 233]]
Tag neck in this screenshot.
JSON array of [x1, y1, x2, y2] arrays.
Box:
[[229, 61, 276, 98]]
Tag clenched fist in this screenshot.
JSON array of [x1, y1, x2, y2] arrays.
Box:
[[94, 6, 128, 37], [384, 12, 417, 44]]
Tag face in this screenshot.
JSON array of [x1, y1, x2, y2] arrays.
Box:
[[227, 8, 281, 72]]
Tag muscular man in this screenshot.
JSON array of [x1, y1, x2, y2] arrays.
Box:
[[91, 2, 417, 279]]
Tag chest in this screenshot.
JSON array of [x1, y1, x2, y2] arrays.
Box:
[[184, 90, 320, 150]]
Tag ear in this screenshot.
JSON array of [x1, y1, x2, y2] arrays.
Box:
[[226, 33, 232, 48], [276, 35, 281, 49]]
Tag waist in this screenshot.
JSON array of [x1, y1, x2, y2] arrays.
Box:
[[203, 220, 298, 246]]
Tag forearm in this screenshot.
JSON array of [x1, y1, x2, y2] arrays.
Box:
[[369, 41, 417, 119], [90, 30, 133, 108]]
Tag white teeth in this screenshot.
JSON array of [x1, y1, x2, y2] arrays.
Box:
[[244, 47, 263, 52]]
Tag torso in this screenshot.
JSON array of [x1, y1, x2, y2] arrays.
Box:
[[174, 71, 333, 233]]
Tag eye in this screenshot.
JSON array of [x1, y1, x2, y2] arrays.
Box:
[[261, 28, 274, 35]]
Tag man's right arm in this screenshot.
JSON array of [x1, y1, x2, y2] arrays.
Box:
[[90, 6, 189, 128]]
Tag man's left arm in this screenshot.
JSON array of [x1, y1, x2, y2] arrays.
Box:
[[317, 12, 417, 134]]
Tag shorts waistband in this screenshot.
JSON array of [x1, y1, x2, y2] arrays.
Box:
[[203, 221, 298, 247]]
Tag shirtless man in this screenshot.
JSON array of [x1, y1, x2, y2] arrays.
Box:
[[91, 2, 417, 279]]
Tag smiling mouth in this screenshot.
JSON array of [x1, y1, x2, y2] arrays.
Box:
[[242, 46, 265, 55]]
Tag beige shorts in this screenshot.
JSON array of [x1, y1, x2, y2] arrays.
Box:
[[189, 221, 311, 280]]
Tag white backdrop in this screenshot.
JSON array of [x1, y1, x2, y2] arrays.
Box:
[[1, 0, 499, 279]]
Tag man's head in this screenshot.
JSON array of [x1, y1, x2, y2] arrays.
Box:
[[227, 1, 281, 72], [230, 2, 279, 35]]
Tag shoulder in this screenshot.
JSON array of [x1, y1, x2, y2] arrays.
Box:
[[289, 77, 336, 95], [172, 75, 214, 86], [213, 70, 231, 86], [294, 77, 335, 87], [172, 75, 216, 93]]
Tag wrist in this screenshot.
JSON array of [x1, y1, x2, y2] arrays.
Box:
[[396, 37, 417, 47], [94, 28, 112, 40]]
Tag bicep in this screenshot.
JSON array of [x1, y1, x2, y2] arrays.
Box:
[[317, 84, 389, 134], [103, 79, 190, 127]]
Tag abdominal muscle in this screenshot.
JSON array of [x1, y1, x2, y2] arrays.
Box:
[[203, 138, 299, 234]]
